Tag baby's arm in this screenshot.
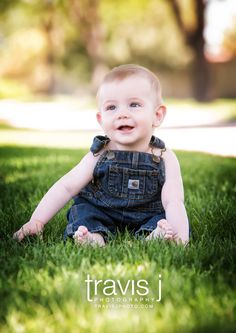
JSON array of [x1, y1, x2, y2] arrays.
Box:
[[161, 149, 189, 245], [13, 151, 99, 241]]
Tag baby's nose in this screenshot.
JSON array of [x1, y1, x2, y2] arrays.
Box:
[[118, 113, 129, 119], [117, 107, 130, 119]]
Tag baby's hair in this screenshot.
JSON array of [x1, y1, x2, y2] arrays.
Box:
[[97, 64, 163, 105]]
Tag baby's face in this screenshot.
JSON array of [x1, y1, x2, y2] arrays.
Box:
[[96, 75, 165, 151]]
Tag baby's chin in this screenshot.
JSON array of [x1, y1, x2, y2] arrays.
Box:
[[110, 139, 145, 151]]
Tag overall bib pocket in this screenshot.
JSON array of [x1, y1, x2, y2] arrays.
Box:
[[107, 166, 159, 199]]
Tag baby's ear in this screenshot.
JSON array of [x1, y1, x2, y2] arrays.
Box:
[[96, 112, 102, 125], [153, 105, 166, 127]]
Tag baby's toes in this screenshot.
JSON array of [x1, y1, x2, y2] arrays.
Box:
[[77, 226, 88, 236], [158, 220, 172, 231], [165, 225, 173, 234], [164, 230, 173, 240], [74, 226, 88, 243], [158, 221, 173, 238], [157, 219, 167, 228], [164, 225, 174, 239]]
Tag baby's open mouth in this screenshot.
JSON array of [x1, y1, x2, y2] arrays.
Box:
[[117, 125, 134, 131]]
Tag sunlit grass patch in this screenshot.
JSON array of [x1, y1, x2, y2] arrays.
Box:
[[0, 146, 236, 332]]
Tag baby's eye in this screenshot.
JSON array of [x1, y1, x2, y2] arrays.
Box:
[[130, 102, 141, 108], [105, 104, 116, 111]]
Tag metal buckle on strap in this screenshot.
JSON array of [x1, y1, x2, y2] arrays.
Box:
[[151, 147, 166, 163], [106, 151, 115, 160]]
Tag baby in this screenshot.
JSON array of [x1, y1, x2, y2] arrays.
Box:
[[13, 64, 189, 246]]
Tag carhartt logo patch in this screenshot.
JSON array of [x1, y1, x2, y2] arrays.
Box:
[[128, 179, 140, 189]]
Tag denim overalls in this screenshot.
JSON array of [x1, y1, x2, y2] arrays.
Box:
[[64, 135, 167, 241]]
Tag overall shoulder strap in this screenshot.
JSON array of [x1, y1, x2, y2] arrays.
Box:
[[149, 135, 165, 149], [90, 135, 110, 155]]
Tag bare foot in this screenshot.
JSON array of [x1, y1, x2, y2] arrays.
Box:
[[73, 226, 105, 247], [146, 219, 173, 241]]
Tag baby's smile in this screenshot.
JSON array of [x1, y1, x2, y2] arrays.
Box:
[[117, 125, 135, 133]]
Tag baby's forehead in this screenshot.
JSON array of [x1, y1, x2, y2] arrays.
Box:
[[103, 73, 151, 87], [98, 74, 153, 97], [97, 68, 162, 106]]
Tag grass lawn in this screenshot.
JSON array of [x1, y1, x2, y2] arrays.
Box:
[[0, 146, 236, 333]]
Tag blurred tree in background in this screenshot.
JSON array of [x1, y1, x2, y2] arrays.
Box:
[[168, 0, 209, 100], [0, 0, 235, 100], [0, 0, 65, 94], [66, 0, 107, 90], [101, 0, 191, 68], [223, 21, 236, 57]]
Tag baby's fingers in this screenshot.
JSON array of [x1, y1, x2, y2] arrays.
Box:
[[13, 222, 43, 242], [13, 228, 26, 242]]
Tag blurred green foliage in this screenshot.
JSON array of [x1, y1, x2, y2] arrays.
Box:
[[100, 0, 192, 68], [0, 0, 192, 91], [223, 21, 236, 56], [0, 0, 235, 98], [0, 78, 31, 99]]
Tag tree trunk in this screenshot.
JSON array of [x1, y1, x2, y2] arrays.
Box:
[[169, 0, 211, 101], [40, 2, 55, 95], [191, 36, 210, 101], [69, 0, 108, 91], [42, 18, 55, 95]]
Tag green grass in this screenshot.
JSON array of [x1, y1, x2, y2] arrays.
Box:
[[0, 146, 236, 333], [0, 79, 32, 100]]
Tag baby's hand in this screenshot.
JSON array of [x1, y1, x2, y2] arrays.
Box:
[[13, 220, 44, 242]]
